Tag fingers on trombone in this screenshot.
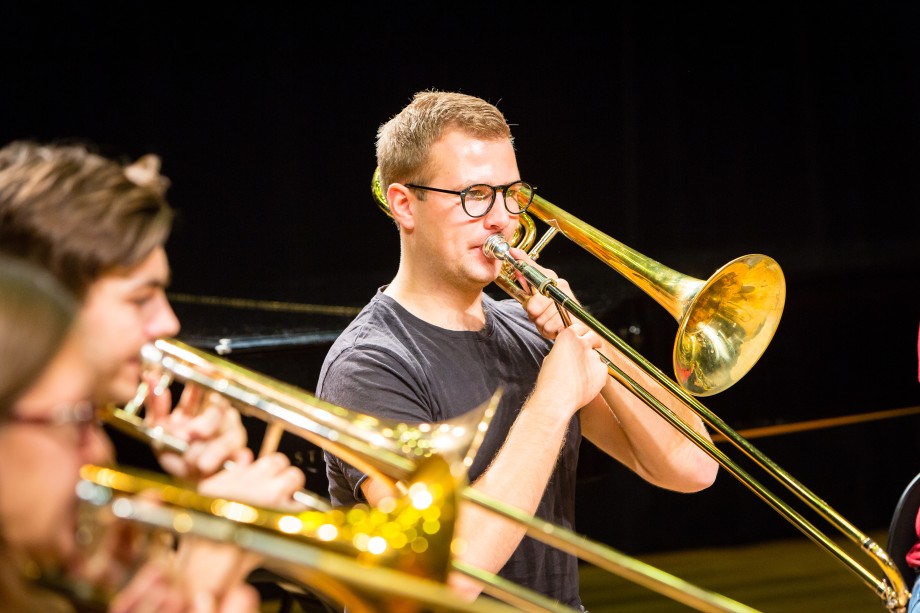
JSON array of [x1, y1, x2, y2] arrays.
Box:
[[526, 293, 568, 340], [512, 266, 534, 295], [173, 383, 206, 418], [140, 371, 173, 423], [142, 385, 246, 480], [198, 452, 308, 511], [525, 296, 555, 338], [569, 318, 597, 342], [569, 327, 608, 384], [508, 245, 537, 266], [186, 426, 249, 479]]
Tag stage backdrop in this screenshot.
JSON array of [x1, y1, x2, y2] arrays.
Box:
[[2, 2, 919, 555]]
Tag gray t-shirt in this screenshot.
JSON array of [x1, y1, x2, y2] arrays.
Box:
[[317, 287, 583, 607]]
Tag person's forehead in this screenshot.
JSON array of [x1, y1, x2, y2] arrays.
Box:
[[91, 248, 171, 294], [428, 136, 518, 183]]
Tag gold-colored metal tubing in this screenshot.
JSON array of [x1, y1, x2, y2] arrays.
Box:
[[461, 488, 760, 613], [499, 252, 908, 612], [518, 192, 786, 398], [126, 339, 501, 492], [113, 338, 761, 612], [75, 466, 522, 613]]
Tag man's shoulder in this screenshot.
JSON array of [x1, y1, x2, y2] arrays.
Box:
[[330, 290, 405, 348], [320, 290, 420, 379]]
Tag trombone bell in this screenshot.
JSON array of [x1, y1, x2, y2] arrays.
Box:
[[672, 253, 785, 396], [515, 190, 786, 396]]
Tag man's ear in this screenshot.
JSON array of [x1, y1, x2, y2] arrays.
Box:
[[387, 183, 415, 230]]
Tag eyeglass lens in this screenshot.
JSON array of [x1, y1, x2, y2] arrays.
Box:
[[463, 181, 532, 217]]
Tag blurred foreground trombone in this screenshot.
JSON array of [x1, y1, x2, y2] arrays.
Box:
[[102, 338, 759, 612], [72, 457, 526, 613]]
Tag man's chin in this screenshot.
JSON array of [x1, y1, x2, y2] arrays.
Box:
[[466, 257, 502, 285], [95, 360, 145, 405], [97, 377, 142, 407]]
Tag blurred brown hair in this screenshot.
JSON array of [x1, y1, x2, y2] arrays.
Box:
[[0, 140, 174, 299]]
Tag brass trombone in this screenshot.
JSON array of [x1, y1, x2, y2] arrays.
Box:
[[106, 338, 497, 495], [71, 459, 526, 613], [108, 338, 759, 612], [373, 169, 909, 611]]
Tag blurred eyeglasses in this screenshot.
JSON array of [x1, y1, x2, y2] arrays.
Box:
[[7, 401, 99, 446]]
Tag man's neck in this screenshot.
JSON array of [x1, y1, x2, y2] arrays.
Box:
[[384, 272, 487, 332]]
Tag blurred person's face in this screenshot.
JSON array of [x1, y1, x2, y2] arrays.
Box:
[[78, 246, 180, 405], [0, 328, 113, 568]]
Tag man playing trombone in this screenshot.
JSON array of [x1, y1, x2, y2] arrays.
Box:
[[317, 90, 720, 609]]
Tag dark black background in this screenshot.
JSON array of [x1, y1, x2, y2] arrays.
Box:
[[2, 2, 919, 556]]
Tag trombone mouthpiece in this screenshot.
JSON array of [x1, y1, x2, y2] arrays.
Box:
[[483, 234, 511, 261], [139, 343, 164, 367]]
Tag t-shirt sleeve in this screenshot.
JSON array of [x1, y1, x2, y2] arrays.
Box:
[[318, 343, 432, 506], [319, 344, 432, 424]]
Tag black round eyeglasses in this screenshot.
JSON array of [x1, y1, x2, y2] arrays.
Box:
[[405, 180, 535, 218]]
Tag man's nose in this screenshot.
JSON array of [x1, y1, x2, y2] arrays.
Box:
[[483, 193, 513, 227], [148, 295, 180, 339]]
